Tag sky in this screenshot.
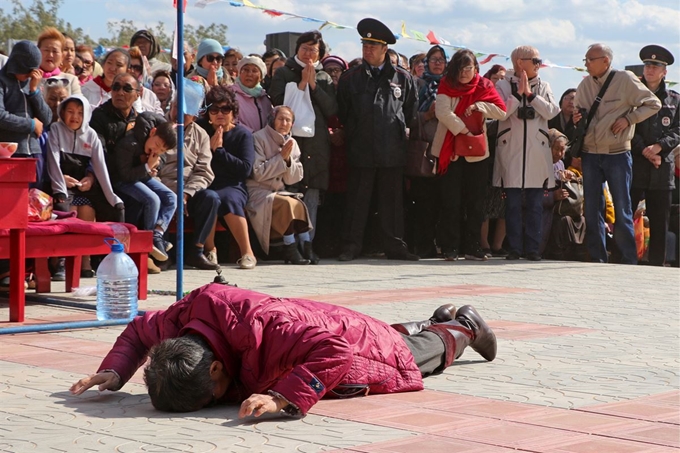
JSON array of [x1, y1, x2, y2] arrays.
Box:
[[3, 0, 679, 97]]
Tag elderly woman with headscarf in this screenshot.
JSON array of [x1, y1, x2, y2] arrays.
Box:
[[129, 29, 171, 81], [82, 48, 131, 108], [246, 106, 313, 265], [407, 45, 447, 258], [268, 30, 337, 264], [228, 55, 273, 133], [37, 27, 81, 95], [187, 39, 229, 91]]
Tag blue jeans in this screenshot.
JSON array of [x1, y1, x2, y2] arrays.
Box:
[[115, 178, 177, 232], [582, 152, 636, 264], [505, 188, 544, 255], [302, 188, 319, 241]]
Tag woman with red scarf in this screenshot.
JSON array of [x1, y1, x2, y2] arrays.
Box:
[[82, 49, 131, 109], [431, 50, 506, 261]]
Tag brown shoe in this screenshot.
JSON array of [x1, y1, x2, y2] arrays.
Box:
[[147, 257, 161, 274]]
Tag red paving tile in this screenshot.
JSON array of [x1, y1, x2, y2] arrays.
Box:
[[542, 436, 672, 453], [350, 434, 517, 452], [520, 409, 640, 434], [577, 401, 680, 424], [607, 423, 680, 448]]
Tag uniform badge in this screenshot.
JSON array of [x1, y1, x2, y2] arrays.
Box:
[[651, 54, 657, 59], [390, 83, 402, 99], [662, 116, 671, 126], [367, 32, 372, 38]]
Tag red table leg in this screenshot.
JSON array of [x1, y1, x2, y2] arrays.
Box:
[[65, 256, 82, 292], [9, 229, 26, 322], [131, 252, 148, 300], [35, 258, 51, 293]]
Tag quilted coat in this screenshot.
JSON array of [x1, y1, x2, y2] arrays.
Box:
[[97, 284, 423, 415]]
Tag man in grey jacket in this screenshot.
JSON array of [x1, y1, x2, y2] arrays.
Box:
[[0, 41, 52, 188], [574, 43, 661, 264]]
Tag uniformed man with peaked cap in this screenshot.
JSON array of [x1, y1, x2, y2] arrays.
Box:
[[631, 44, 679, 266], [335, 18, 419, 262]]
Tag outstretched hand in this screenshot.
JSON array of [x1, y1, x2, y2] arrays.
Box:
[[69, 371, 120, 395], [238, 393, 288, 418]]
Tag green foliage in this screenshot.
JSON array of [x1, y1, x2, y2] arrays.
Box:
[[0, 0, 229, 59]]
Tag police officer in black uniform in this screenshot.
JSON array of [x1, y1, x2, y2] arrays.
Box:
[[336, 18, 418, 261], [631, 45, 680, 266]]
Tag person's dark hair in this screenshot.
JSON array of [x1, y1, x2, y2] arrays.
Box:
[[444, 49, 479, 86], [224, 48, 243, 60], [268, 105, 295, 128], [204, 85, 239, 119], [398, 53, 409, 69], [295, 30, 326, 60], [152, 70, 172, 84], [60, 97, 83, 119], [144, 335, 215, 412], [559, 88, 577, 106], [386, 49, 400, 66], [482, 64, 506, 80], [262, 48, 286, 61], [103, 48, 131, 68], [409, 52, 426, 68], [153, 121, 178, 150], [348, 57, 363, 69]]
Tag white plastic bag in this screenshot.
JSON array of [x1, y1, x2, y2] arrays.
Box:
[[283, 81, 315, 138]]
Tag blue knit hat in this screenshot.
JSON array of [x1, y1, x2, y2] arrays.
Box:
[[196, 39, 223, 63], [5, 41, 42, 76]]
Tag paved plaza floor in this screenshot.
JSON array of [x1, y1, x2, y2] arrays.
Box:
[[1, 257, 678, 452]]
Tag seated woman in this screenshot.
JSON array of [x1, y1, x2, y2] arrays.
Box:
[[195, 86, 258, 269], [151, 71, 173, 115], [187, 39, 230, 91], [246, 106, 313, 265], [82, 48, 130, 108], [222, 48, 242, 84], [127, 46, 163, 114], [37, 27, 81, 95], [229, 55, 272, 133], [75, 45, 95, 85]]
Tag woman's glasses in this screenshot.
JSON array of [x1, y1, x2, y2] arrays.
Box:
[[205, 54, 224, 63], [520, 57, 543, 66], [129, 64, 144, 73], [45, 77, 70, 87], [208, 105, 232, 114], [428, 58, 446, 65], [111, 83, 137, 93]]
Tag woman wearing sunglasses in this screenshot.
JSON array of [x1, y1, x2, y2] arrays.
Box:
[[82, 48, 131, 109], [75, 45, 96, 85], [128, 46, 163, 115], [187, 39, 229, 91]]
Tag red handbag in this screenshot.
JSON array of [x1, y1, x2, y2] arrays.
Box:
[[454, 110, 486, 157]]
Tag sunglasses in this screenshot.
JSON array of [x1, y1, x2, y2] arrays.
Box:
[[129, 64, 144, 73], [45, 77, 70, 87], [78, 56, 94, 67], [205, 54, 224, 63], [520, 57, 543, 66], [73, 66, 83, 75], [111, 83, 137, 93], [208, 105, 232, 114]]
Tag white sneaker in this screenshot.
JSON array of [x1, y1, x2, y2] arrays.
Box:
[[204, 248, 218, 265], [237, 254, 257, 270]]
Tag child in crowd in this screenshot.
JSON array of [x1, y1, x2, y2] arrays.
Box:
[[110, 111, 178, 263], [46, 94, 125, 277]]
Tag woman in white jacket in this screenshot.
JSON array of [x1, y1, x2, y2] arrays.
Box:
[[493, 46, 560, 261]]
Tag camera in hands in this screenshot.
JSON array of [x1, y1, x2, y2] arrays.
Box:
[[517, 106, 536, 120]]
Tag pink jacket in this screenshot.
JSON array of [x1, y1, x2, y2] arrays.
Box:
[[229, 83, 273, 133], [98, 284, 423, 415]]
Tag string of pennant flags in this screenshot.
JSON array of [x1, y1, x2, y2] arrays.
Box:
[[190, 0, 678, 87]]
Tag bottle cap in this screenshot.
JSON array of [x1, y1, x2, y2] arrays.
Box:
[[104, 237, 125, 252]]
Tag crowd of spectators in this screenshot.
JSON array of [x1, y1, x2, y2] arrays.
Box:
[[0, 20, 677, 287]]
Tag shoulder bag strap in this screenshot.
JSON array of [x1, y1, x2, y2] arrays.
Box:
[[585, 70, 616, 128]]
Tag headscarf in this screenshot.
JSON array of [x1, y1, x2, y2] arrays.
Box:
[[129, 30, 160, 60], [418, 45, 446, 112], [196, 39, 225, 81], [437, 73, 506, 173], [235, 56, 267, 98]]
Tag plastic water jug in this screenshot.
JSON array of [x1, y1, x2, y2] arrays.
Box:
[[96, 238, 139, 321]]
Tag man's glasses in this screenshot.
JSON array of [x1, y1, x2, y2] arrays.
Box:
[[45, 77, 70, 87], [583, 56, 606, 63], [205, 54, 224, 63], [111, 83, 137, 93], [428, 58, 446, 65], [129, 64, 143, 73], [520, 58, 543, 66], [208, 105, 232, 114]]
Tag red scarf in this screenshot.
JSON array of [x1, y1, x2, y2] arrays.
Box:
[[437, 74, 506, 173], [93, 75, 111, 93], [41, 67, 61, 78]]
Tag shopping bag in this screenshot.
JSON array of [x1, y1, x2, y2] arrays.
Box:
[[283, 81, 315, 138]]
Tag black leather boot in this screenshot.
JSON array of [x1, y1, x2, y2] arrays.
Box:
[[455, 305, 497, 361], [391, 303, 457, 335], [283, 243, 310, 265], [302, 241, 320, 265]]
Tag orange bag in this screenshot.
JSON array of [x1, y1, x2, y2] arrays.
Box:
[[28, 188, 53, 222]]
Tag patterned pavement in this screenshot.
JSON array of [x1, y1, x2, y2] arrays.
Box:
[[0, 258, 678, 452]]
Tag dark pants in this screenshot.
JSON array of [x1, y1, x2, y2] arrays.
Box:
[[408, 176, 440, 256], [631, 188, 672, 266], [186, 189, 221, 246], [401, 331, 447, 377], [343, 166, 408, 254], [505, 188, 544, 256], [438, 158, 488, 254]]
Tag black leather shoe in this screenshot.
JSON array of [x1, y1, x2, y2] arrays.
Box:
[[283, 243, 310, 265], [185, 253, 221, 270], [526, 252, 542, 261], [302, 241, 320, 264], [455, 305, 497, 361], [506, 251, 521, 260], [386, 249, 420, 261], [338, 249, 357, 261]]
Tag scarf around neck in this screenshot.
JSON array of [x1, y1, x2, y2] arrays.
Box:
[[196, 65, 224, 82], [236, 78, 264, 98], [294, 55, 322, 70], [93, 75, 111, 92], [418, 70, 444, 112], [437, 73, 506, 173], [41, 67, 62, 78]]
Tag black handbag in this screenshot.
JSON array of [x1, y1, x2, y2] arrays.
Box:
[[569, 70, 616, 158], [405, 114, 436, 178]]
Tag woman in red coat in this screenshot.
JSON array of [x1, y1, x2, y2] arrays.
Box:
[[70, 284, 496, 417]]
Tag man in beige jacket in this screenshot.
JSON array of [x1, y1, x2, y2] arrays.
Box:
[[574, 43, 660, 264]]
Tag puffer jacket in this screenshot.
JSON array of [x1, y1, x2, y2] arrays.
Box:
[[268, 57, 338, 190], [631, 79, 680, 190], [493, 71, 560, 189], [98, 284, 423, 415], [110, 112, 167, 184]]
